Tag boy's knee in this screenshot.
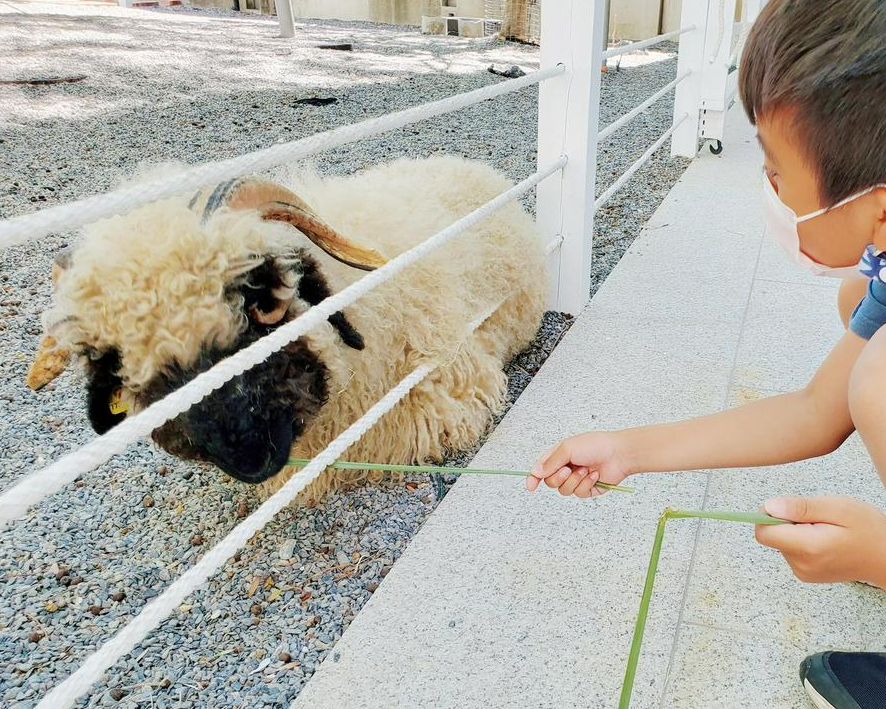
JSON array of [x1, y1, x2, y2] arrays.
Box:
[[848, 327, 886, 427]]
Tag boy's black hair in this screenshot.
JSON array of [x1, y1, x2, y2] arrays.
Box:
[[739, 0, 886, 205]]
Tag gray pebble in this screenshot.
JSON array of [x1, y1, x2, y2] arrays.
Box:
[[278, 539, 297, 561]]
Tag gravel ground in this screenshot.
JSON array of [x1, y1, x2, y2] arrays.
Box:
[[0, 4, 687, 707]]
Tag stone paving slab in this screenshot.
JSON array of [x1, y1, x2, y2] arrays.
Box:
[[291, 107, 883, 708]]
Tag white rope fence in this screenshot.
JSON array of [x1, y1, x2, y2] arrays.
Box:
[[597, 71, 691, 143], [544, 235, 563, 256], [708, 0, 727, 62], [0, 158, 566, 529], [594, 113, 689, 211], [601, 26, 696, 60], [1, 10, 709, 703], [728, 20, 753, 69], [0, 65, 564, 250]]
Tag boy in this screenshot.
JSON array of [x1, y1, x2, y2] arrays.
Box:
[[526, 1, 886, 707]]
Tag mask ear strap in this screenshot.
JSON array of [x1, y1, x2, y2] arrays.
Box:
[[798, 184, 886, 223], [796, 205, 830, 223]]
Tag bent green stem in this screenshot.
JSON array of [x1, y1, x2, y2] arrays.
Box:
[[286, 457, 634, 493], [618, 508, 789, 709]]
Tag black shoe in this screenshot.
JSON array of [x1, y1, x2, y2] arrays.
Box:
[[801, 652, 886, 709]]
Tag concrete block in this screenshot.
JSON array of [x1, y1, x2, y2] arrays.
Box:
[[731, 279, 844, 393], [458, 18, 484, 38], [473, 302, 746, 455], [587, 221, 761, 326], [662, 624, 811, 708], [292, 470, 708, 709], [681, 433, 886, 650], [647, 116, 766, 240]]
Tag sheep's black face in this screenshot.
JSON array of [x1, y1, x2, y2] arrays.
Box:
[[145, 335, 330, 484], [79, 250, 365, 484]]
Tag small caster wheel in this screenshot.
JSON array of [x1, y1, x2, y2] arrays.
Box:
[[709, 140, 723, 155]]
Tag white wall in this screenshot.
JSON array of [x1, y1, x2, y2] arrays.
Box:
[[286, 0, 485, 25], [661, 0, 745, 34], [287, 0, 417, 25], [192, 0, 744, 37], [610, 0, 747, 40], [661, 0, 682, 33], [609, 0, 661, 41]]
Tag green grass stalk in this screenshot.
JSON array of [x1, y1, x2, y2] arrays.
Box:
[[618, 508, 789, 708], [618, 511, 669, 709], [287, 458, 634, 493]]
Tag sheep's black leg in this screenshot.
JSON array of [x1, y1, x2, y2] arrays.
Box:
[[298, 256, 365, 350]]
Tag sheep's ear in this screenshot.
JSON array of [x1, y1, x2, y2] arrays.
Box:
[[26, 335, 72, 390], [51, 246, 72, 285], [191, 178, 388, 271], [26, 249, 74, 391], [83, 349, 128, 434]]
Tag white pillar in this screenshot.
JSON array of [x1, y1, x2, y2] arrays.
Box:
[[699, 0, 737, 112], [670, 0, 709, 157], [536, 0, 606, 314], [277, 0, 295, 38]]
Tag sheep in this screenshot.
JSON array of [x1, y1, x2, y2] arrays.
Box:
[[26, 155, 547, 502]]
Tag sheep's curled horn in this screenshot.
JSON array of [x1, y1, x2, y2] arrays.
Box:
[[190, 177, 388, 271], [191, 177, 388, 327], [25, 177, 388, 390]]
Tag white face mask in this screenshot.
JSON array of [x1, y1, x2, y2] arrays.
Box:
[[761, 171, 880, 279]]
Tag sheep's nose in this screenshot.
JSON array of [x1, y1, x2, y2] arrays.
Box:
[[226, 415, 260, 446], [204, 405, 293, 484]]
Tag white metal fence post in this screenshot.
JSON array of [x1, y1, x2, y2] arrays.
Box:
[[276, 0, 295, 38], [698, 0, 737, 145], [670, 0, 710, 157], [536, 0, 606, 314]]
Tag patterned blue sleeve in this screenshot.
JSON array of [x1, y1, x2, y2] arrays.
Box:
[[849, 278, 886, 340]]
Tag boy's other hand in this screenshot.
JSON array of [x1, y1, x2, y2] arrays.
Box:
[[755, 495, 886, 589], [526, 432, 631, 498]]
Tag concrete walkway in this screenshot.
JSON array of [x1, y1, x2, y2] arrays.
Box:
[[291, 108, 886, 708]]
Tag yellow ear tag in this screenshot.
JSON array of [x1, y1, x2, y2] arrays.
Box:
[[109, 388, 129, 416]]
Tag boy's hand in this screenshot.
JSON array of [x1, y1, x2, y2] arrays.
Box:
[[526, 432, 631, 498], [755, 496, 886, 589]]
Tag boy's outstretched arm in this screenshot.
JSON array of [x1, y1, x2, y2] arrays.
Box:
[[528, 331, 865, 495]]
